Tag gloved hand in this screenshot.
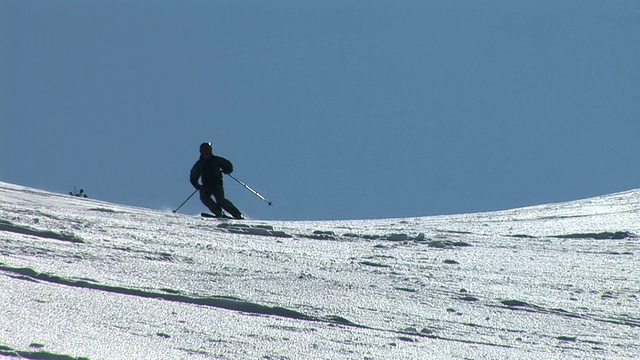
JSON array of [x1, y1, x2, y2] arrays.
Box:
[[194, 184, 202, 190]]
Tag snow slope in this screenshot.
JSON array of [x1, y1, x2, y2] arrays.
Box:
[[0, 181, 638, 359]]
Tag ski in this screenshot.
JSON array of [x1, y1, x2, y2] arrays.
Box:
[[201, 212, 236, 220]]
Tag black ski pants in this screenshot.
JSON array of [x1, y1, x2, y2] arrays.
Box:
[[199, 185, 242, 218]]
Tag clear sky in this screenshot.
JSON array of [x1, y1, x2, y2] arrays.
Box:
[[1, 0, 639, 221]]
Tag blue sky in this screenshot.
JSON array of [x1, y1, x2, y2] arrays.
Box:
[[1, 1, 639, 220]]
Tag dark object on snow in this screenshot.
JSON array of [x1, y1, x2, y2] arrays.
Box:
[[69, 186, 88, 198]]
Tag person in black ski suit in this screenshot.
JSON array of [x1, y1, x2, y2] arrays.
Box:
[[190, 142, 244, 219]]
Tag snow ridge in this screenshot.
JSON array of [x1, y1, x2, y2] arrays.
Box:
[[0, 218, 84, 243], [0, 264, 315, 321]]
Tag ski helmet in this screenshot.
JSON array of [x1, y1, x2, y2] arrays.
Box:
[[199, 142, 213, 154]]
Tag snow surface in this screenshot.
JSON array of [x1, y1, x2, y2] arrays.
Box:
[[0, 181, 638, 359]]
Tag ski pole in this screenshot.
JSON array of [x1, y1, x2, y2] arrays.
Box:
[[173, 189, 198, 213], [227, 174, 273, 206]]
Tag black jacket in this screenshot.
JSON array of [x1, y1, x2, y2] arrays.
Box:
[[190, 155, 233, 189]]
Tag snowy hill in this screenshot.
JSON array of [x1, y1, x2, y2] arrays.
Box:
[[0, 181, 638, 359]]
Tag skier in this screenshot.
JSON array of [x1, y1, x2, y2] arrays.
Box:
[[190, 142, 244, 219]]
